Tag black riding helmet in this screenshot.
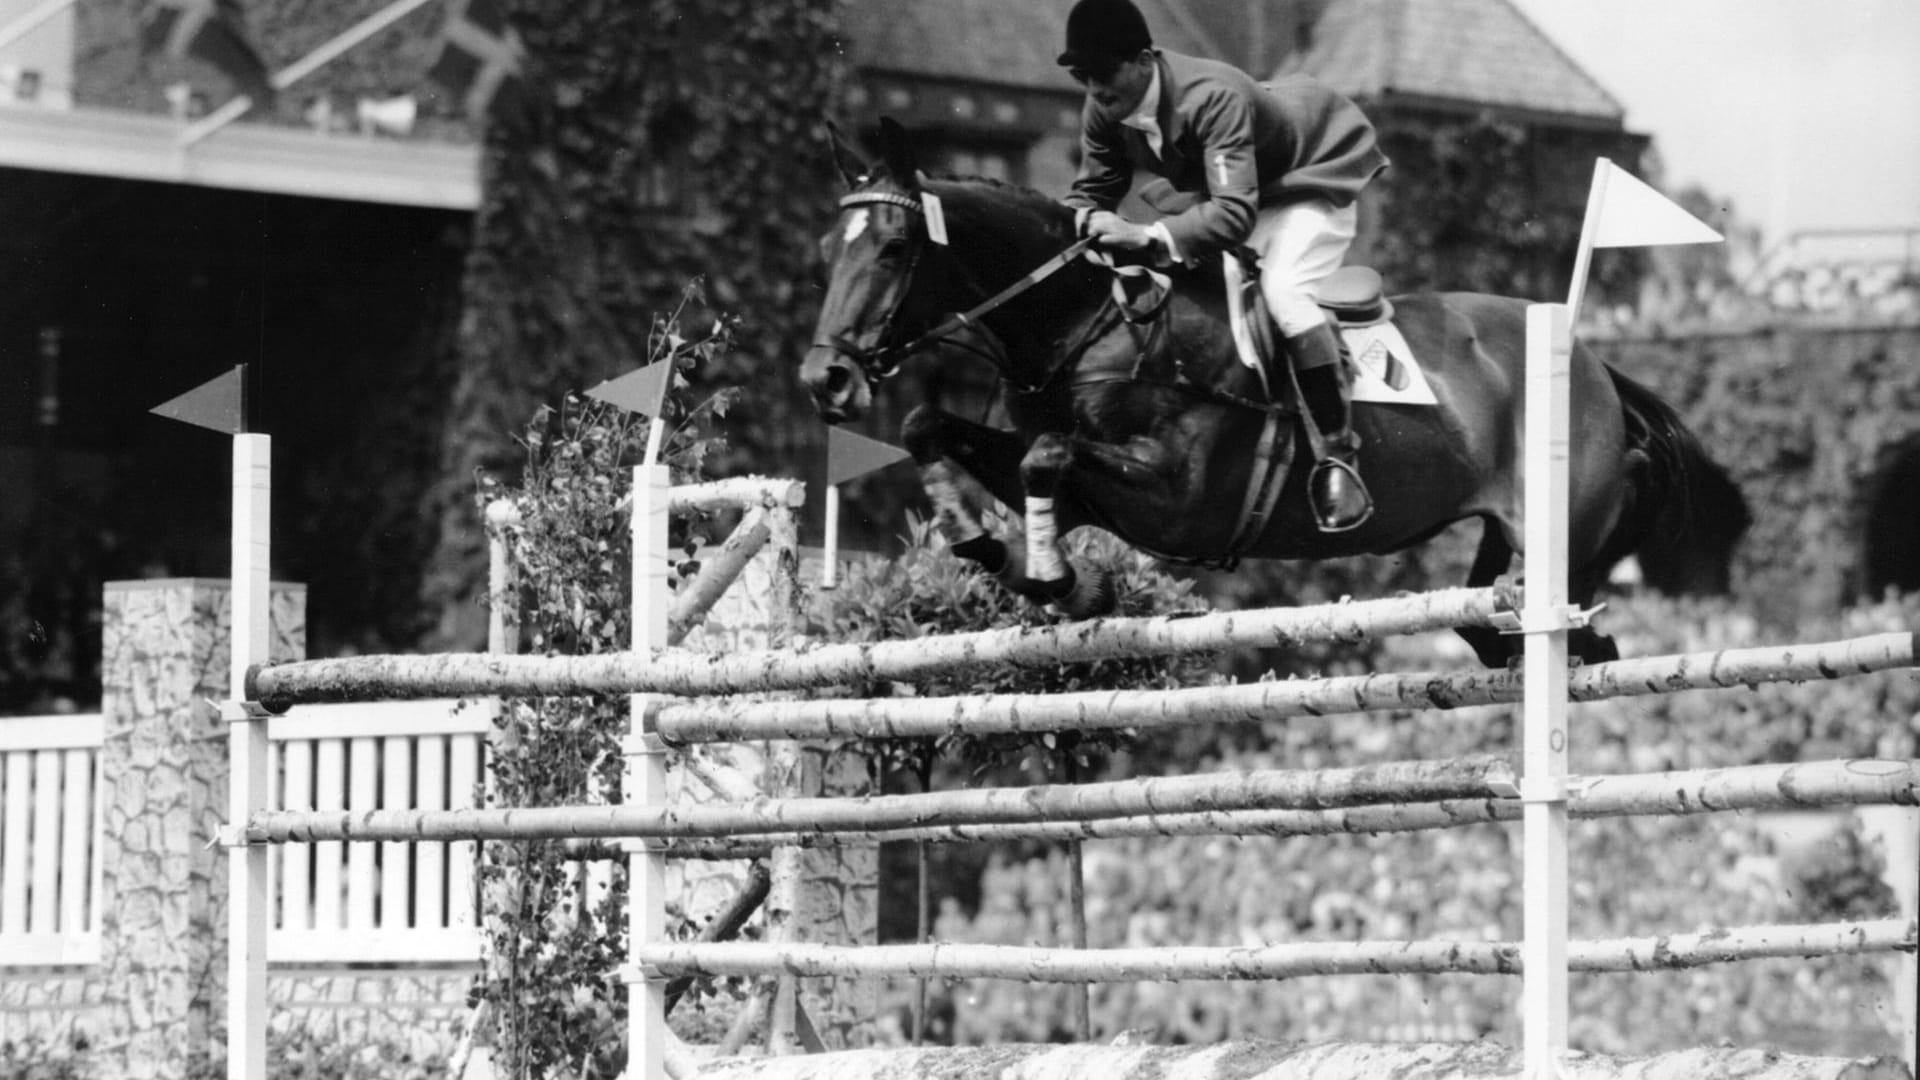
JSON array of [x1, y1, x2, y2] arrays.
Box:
[[1057, 0, 1153, 71]]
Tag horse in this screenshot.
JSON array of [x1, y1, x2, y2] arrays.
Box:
[[801, 121, 1746, 667]]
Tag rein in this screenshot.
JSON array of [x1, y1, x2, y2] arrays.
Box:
[[822, 188, 1093, 383]]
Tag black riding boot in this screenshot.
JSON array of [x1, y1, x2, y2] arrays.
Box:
[[1283, 323, 1374, 532]]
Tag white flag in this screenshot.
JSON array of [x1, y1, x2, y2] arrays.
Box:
[[1587, 159, 1723, 248]]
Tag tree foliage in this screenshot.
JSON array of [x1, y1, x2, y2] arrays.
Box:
[[470, 299, 739, 1079], [423, 0, 847, 649]]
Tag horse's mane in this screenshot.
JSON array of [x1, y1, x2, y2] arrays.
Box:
[[921, 172, 1072, 228]]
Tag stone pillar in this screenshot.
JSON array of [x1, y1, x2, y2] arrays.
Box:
[[680, 546, 878, 1049], [95, 578, 305, 1080]]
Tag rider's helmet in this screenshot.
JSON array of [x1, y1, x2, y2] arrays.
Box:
[[1057, 0, 1153, 71]]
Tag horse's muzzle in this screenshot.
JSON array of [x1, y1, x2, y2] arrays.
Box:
[[801, 345, 873, 423]]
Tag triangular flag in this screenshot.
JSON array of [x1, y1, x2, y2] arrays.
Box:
[[827, 427, 912, 486], [425, 0, 527, 127], [586, 360, 673, 418], [140, 0, 275, 107], [151, 364, 247, 433], [1588, 159, 1723, 248]]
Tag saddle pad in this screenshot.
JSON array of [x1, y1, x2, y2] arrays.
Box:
[[1343, 322, 1438, 406], [1224, 254, 1437, 407]]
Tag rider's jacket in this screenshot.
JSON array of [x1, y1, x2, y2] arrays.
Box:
[[1063, 49, 1388, 262]]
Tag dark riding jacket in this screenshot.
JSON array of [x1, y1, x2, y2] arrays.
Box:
[[1063, 49, 1388, 262]]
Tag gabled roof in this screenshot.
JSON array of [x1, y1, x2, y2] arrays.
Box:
[[840, 0, 1626, 128], [838, 0, 1224, 91], [840, 0, 1078, 89], [1276, 0, 1624, 123]]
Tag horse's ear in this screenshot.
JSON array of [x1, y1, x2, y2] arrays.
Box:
[[824, 119, 869, 190], [877, 117, 920, 191]]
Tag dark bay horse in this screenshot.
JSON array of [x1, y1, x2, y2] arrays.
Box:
[[802, 123, 1745, 667]]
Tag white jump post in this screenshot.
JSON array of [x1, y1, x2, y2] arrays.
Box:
[[1520, 303, 1572, 1079], [627, 451, 672, 1080], [227, 432, 272, 1080]]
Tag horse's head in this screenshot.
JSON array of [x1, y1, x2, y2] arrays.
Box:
[[802, 119, 947, 423]]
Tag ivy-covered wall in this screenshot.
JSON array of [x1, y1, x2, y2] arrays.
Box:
[[420, 0, 850, 648], [1591, 320, 1920, 627]]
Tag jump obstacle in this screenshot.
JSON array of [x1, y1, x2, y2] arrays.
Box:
[[208, 313, 1919, 1078]]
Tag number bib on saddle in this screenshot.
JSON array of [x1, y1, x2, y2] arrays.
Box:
[[1342, 322, 1438, 406]]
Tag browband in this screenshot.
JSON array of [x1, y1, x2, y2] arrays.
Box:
[[838, 191, 924, 214]]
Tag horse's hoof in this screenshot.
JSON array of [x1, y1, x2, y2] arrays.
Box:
[[1051, 566, 1117, 619]]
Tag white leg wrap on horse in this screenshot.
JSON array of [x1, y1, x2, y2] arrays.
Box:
[[923, 465, 985, 542], [1025, 497, 1066, 581]]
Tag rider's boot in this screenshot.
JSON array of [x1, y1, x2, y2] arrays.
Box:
[[1284, 322, 1374, 532]]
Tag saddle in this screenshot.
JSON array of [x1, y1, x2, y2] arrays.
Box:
[[1222, 251, 1396, 389]]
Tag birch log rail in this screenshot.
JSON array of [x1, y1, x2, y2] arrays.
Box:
[[631, 918, 1916, 982], [244, 584, 1522, 708], [509, 759, 1920, 852], [651, 633, 1920, 744], [240, 757, 1518, 844]]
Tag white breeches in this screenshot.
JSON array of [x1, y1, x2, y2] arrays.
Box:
[[1249, 198, 1358, 337]]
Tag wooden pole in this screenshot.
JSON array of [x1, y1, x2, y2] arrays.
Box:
[[1521, 302, 1573, 1079], [667, 507, 770, 646], [242, 758, 1518, 844], [627, 463, 672, 1080], [821, 485, 840, 590], [251, 616, 1919, 714], [520, 758, 1920, 850], [648, 632, 1920, 744], [226, 433, 271, 1080], [630, 918, 1916, 983], [249, 585, 1523, 706]]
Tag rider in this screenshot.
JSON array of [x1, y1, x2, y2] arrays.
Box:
[[1056, 0, 1389, 531]]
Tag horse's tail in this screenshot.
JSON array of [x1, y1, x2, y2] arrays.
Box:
[[1603, 365, 1751, 594]]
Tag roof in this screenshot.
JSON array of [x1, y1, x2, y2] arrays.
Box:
[[1279, 0, 1624, 123], [838, 0, 1225, 91], [843, 0, 1623, 126]]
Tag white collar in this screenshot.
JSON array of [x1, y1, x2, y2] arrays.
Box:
[[1122, 59, 1162, 137], [1121, 61, 1159, 133]]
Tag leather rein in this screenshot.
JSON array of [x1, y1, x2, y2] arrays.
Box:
[[817, 190, 1093, 384]]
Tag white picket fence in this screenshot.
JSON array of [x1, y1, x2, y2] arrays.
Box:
[[0, 699, 489, 970], [0, 714, 101, 966]]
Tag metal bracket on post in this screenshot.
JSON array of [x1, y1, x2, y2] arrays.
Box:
[[621, 961, 669, 985], [1488, 602, 1605, 636], [216, 699, 276, 723]]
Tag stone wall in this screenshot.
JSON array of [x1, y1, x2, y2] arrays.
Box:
[[0, 580, 308, 1076]]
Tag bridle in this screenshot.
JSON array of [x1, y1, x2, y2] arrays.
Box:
[[814, 187, 1094, 386], [812, 190, 932, 384]]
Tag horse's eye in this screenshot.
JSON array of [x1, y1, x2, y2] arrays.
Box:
[[877, 237, 910, 263]]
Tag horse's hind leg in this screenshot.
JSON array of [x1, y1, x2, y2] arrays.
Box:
[[1458, 516, 1621, 667], [1457, 518, 1520, 668], [1566, 567, 1622, 665]]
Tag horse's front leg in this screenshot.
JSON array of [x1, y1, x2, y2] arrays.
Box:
[[1019, 430, 1184, 619], [900, 405, 1054, 596]]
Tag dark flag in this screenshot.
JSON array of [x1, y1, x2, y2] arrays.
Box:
[[426, 0, 527, 126], [141, 0, 275, 106], [151, 365, 249, 434]]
